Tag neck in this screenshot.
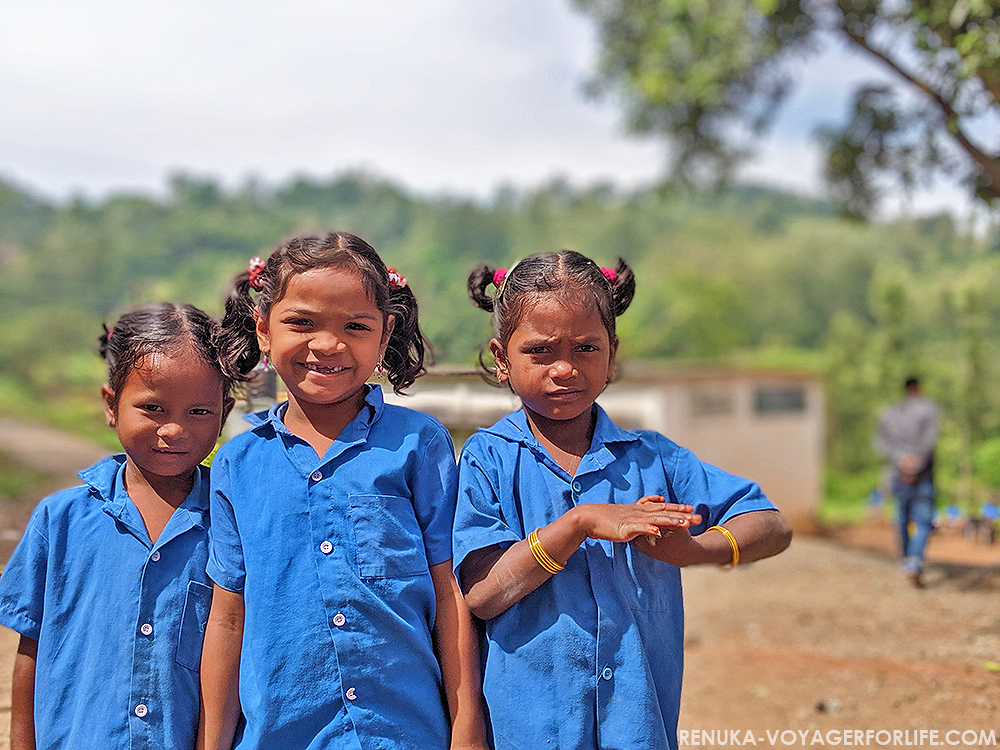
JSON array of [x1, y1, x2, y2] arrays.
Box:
[[121, 460, 196, 543], [283, 388, 369, 457], [523, 406, 595, 476]]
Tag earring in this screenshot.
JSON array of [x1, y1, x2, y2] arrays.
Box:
[[261, 352, 271, 373], [376, 360, 385, 376]]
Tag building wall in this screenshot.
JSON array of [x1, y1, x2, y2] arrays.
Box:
[[387, 366, 824, 528]]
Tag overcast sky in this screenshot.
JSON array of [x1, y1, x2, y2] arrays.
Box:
[[0, 0, 972, 215]]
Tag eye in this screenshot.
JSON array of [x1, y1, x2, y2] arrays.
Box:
[[346, 321, 373, 332], [141, 404, 164, 413], [283, 317, 313, 328], [578, 344, 600, 353], [190, 408, 215, 416]]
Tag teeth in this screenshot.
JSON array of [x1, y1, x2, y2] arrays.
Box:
[[305, 363, 347, 374]]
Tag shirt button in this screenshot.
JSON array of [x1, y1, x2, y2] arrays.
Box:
[[345, 687, 357, 701], [311, 470, 323, 482], [332, 613, 346, 627], [572, 480, 582, 492], [601, 667, 613, 680], [150, 551, 160, 562], [140, 623, 153, 636], [320, 540, 334, 555], [134, 704, 148, 717]]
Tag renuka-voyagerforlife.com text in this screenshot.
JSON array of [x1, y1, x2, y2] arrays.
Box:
[[679, 728, 999, 747]]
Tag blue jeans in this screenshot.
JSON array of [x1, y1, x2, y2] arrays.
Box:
[[890, 476, 935, 571]]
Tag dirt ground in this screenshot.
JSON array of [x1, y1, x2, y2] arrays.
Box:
[[0, 419, 998, 748]]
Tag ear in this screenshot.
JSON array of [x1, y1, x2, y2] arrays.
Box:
[[489, 338, 509, 383], [101, 383, 117, 427], [380, 314, 396, 357], [220, 396, 236, 437], [254, 309, 270, 356], [607, 336, 619, 384]]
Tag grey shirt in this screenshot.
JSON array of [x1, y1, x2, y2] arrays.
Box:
[[875, 394, 939, 480]]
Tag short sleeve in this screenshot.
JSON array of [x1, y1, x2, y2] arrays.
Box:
[[206, 450, 246, 593], [660, 436, 776, 533], [410, 424, 459, 568], [0, 505, 51, 640], [452, 435, 522, 578]]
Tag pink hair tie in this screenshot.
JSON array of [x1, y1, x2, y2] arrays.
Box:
[[248, 257, 267, 291], [387, 268, 407, 289], [600, 267, 618, 283], [493, 269, 507, 290]]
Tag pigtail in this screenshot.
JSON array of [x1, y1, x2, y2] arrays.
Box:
[[383, 281, 428, 394], [467, 264, 498, 313], [217, 271, 262, 382], [609, 257, 636, 317]]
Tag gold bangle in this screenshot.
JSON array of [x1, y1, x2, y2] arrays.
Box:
[[708, 525, 740, 570], [528, 529, 564, 575]]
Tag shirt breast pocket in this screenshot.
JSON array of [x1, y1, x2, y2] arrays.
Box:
[[175, 580, 213, 672], [349, 494, 428, 579]]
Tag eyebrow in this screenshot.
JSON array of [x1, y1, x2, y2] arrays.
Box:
[[279, 306, 380, 321]]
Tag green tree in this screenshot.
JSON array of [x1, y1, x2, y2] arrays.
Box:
[[574, 0, 1000, 217]]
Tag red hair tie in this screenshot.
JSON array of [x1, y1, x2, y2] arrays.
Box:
[[248, 257, 266, 291], [493, 269, 507, 290], [600, 267, 618, 283], [387, 268, 407, 289]]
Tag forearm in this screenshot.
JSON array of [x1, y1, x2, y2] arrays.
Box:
[[197, 586, 244, 750], [461, 507, 590, 620], [10, 635, 37, 750], [636, 509, 792, 567], [429, 562, 488, 749]]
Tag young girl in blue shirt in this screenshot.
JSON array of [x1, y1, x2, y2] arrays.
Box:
[[454, 251, 792, 750], [200, 232, 486, 750], [0, 303, 237, 749]]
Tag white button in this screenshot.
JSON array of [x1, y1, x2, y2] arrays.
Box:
[[572, 480, 582, 492], [601, 667, 613, 680], [135, 704, 148, 717], [140, 623, 153, 636], [320, 540, 334, 555], [150, 551, 160, 562], [345, 687, 357, 701], [311, 470, 323, 482], [332, 613, 346, 627]]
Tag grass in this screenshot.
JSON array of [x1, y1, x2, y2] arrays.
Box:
[[0, 453, 49, 503], [819, 466, 883, 526]]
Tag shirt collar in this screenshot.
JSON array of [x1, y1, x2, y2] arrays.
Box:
[[244, 385, 386, 461], [483, 404, 639, 474], [87, 455, 210, 546]]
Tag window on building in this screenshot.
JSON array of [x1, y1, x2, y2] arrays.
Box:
[[755, 386, 806, 414]]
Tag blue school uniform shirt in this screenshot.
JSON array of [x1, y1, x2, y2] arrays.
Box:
[[207, 385, 457, 750], [453, 406, 776, 750], [0, 454, 213, 750]]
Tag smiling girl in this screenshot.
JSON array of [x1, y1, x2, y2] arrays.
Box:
[[0, 303, 236, 749], [200, 232, 485, 750]]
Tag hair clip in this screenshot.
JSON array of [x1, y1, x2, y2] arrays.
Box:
[[387, 268, 407, 289], [600, 267, 618, 283], [248, 257, 267, 291]]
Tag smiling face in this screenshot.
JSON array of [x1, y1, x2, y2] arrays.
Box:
[[256, 265, 393, 421], [105, 345, 227, 484], [492, 294, 616, 428]]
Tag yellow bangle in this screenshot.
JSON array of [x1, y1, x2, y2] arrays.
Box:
[[708, 525, 740, 569], [528, 529, 565, 575]]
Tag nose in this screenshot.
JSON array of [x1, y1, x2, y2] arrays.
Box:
[[157, 421, 183, 440], [549, 359, 576, 379], [311, 330, 345, 354]]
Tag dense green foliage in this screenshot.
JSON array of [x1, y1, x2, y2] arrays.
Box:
[[574, 0, 1000, 218], [3, 171, 1000, 514]]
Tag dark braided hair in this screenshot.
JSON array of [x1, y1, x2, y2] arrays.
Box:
[[218, 231, 428, 393], [468, 250, 635, 357], [99, 302, 236, 409]]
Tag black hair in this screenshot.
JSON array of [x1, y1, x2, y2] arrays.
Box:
[[467, 250, 635, 361], [218, 231, 428, 393], [98, 302, 235, 409]]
